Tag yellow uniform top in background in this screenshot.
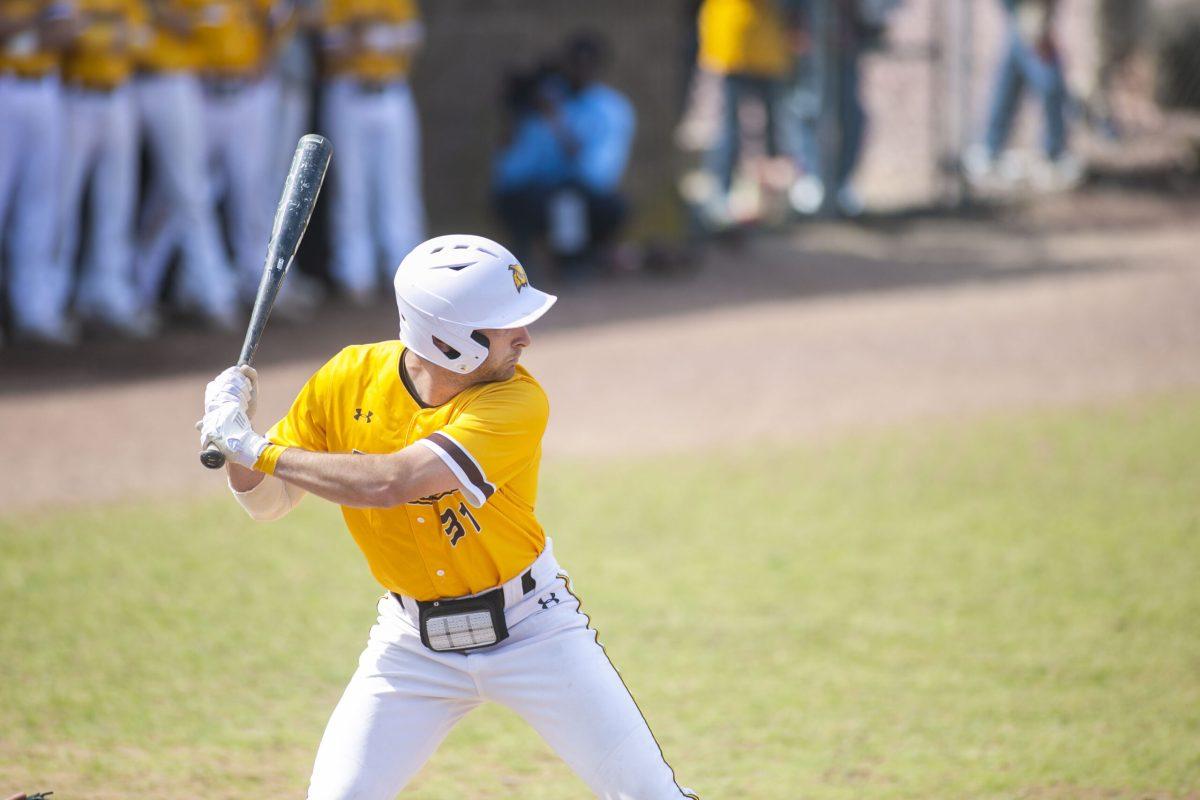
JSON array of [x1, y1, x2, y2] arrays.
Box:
[[192, 0, 268, 76], [319, 0, 419, 82], [258, 341, 550, 602], [61, 0, 146, 89], [698, 0, 790, 78], [138, 0, 205, 71], [0, 1, 71, 77]]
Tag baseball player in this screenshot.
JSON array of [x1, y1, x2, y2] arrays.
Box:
[[0, 0, 77, 345], [58, 0, 157, 338], [198, 235, 699, 800], [316, 0, 426, 303], [134, 0, 239, 330], [191, 0, 278, 301]]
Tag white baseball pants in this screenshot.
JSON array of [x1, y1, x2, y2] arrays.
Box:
[[59, 84, 141, 324], [307, 545, 697, 800], [0, 73, 67, 334], [134, 73, 236, 315], [320, 78, 426, 296], [199, 79, 274, 300]]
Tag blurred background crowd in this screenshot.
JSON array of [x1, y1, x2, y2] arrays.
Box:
[[1, 0, 1199, 349]]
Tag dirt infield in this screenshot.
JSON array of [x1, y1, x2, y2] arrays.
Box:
[[2, 186, 1198, 513]]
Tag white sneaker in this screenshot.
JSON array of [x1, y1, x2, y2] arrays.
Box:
[[1032, 153, 1085, 192], [962, 143, 999, 183], [835, 185, 864, 218], [16, 319, 80, 347], [99, 309, 161, 340], [273, 273, 325, 321], [788, 175, 825, 215]]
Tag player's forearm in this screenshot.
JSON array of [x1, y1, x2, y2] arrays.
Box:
[[228, 461, 267, 492], [268, 448, 409, 508]]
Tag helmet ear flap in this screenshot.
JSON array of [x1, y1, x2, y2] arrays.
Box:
[[470, 331, 490, 348]]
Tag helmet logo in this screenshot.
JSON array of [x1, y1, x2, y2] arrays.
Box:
[[508, 263, 529, 293]]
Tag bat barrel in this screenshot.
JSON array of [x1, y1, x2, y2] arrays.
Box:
[[199, 134, 332, 471]]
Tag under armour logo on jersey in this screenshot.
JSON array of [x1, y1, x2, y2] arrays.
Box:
[[537, 593, 560, 610], [354, 408, 373, 423], [509, 263, 529, 293]]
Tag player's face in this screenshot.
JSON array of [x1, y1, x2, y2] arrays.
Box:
[[476, 326, 531, 381]]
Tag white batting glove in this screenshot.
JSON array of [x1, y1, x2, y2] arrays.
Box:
[[199, 404, 271, 469], [204, 365, 259, 419]]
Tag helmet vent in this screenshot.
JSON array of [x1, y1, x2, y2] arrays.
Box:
[[476, 247, 497, 257], [430, 246, 444, 253], [454, 244, 470, 250]]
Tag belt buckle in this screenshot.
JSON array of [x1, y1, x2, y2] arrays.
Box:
[[417, 587, 509, 653]]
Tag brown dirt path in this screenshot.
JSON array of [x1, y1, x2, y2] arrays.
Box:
[[2, 190, 1198, 514]]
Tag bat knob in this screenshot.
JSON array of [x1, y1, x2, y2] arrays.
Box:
[[200, 445, 227, 470]]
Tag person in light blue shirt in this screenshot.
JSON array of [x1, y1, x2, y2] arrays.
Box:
[[492, 33, 636, 280]]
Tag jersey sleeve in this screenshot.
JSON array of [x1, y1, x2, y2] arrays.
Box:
[[418, 379, 549, 507], [264, 353, 339, 453]]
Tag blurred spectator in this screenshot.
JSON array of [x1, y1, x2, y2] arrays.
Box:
[[783, 0, 887, 217], [696, 0, 790, 226], [58, 0, 157, 338], [964, 0, 1083, 191], [493, 33, 635, 280], [1085, 0, 1148, 139], [134, 0, 239, 330], [317, 0, 426, 304], [0, 1, 76, 345]]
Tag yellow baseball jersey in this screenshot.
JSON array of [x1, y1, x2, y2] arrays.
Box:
[[138, 0, 205, 71], [319, 0, 419, 82], [258, 340, 550, 602], [0, 1, 70, 77], [698, 0, 789, 77], [192, 0, 268, 75], [61, 0, 146, 88]]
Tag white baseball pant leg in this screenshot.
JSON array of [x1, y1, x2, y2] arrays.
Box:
[[203, 80, 273, 300], [321, 78, 377, 296], [263, 71, 313, 196], [371, 81, 425, 276], [0, 74, 69, 335], [60, 85, 141, 323], [307, 564, 695, 799], [135, 73, 236, 314]]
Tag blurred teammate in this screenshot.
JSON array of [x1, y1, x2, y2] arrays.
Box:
[[0, 1, 77, 345], [135, 0, 239, 329], [198, 234, 698, 800], [265, 0, 316, 189], [317, 0, 426, 303], [193, 0, 279, 301], [59, 0, 157, 337], [696, 0, 789, 226]]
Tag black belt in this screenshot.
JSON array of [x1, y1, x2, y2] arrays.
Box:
[[352, 79, 393, 94], [393, 570, 538, 653], [204, 77, 252, 96], [391, 569, 537, 611], [66, 81, 120, 94]]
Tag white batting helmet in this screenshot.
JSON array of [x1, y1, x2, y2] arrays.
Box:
[[394, 235, 557, 373]]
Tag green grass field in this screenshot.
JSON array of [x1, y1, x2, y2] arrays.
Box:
[[3, 394, 1199, 799]]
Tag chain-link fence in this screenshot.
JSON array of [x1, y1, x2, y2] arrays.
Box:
[[674, 0, 1200, 226]]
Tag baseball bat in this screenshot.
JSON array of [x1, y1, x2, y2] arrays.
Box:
[[200, 134, 333, 470]]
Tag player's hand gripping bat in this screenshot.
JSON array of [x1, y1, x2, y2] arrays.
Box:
[[199, 134, 332, 469]]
